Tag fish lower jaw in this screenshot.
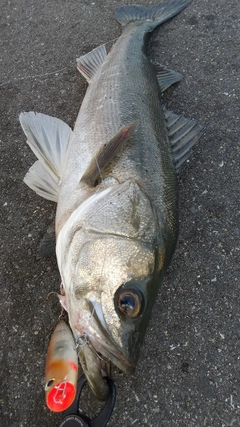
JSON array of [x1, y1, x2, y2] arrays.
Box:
[[80, 342, 135, 400], [88, 337, 136, 375]]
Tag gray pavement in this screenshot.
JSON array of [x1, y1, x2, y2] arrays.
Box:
[[1, 0, 240, 426]]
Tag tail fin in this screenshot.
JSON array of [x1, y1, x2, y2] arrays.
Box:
[[115, 0, 192, 27]]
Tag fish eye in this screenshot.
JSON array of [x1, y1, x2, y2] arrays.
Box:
[[116, 287, 143, 318], [45, 378, 55, 390]]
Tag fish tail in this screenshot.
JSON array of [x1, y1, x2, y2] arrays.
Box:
[[115, 0, 192, 28]]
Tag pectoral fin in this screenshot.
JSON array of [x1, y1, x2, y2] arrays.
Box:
[[37, 222, 56, 258], [20, 112, 72, 201], [80, 120, 139, 186]]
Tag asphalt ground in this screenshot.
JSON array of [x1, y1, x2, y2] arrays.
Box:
[[1, 0, 240, 426]]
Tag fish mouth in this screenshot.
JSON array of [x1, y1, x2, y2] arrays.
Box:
[[87, 330, 135, 374], [87, 297, 136, 372], [80, 333, 135, 400], [78, 332, 135, 401], [88, 298, 135, 374], [73, 298, 136, 399]]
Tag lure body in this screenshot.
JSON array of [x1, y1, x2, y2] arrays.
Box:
[[45, 320, 78, 412]]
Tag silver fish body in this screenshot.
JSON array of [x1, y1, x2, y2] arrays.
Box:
[[20, 0, 202, 400], [56, 25, 178, 244]]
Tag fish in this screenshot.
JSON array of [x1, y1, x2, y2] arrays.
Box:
[[45, 320, 78, 412], [20, 0, 202, 400]]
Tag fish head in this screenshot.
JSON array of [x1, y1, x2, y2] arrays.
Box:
[[56, 180, 166, 399]]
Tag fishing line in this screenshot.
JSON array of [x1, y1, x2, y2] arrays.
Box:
[[46, 291, 65, 320], [0, 34, 128, 87], [46, 291, 59, 301]]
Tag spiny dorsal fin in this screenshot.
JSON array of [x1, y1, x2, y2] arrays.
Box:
[[20, 112, 72, 201], [80, 120, 139, 186], [165, 108, 203, 171], [77, 44, 107, 83]]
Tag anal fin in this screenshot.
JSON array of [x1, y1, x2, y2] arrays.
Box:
[[153, 63, 183, 92], [80, 121, 139, 186], [165, 109, 203, 171]]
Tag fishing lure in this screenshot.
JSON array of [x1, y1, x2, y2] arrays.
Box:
[[45, 320, 78, 412]]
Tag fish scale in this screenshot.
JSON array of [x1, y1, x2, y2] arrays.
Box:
[[70, 38, 173, 243], [56, 22, 175, 230]]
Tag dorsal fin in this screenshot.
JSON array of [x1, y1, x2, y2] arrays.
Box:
[[165, 108, 203, 171], [77, 44, 107, 83]]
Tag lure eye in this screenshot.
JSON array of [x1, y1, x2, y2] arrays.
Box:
[[45, 378, 55, 390], [116, 287, 143, 318]]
